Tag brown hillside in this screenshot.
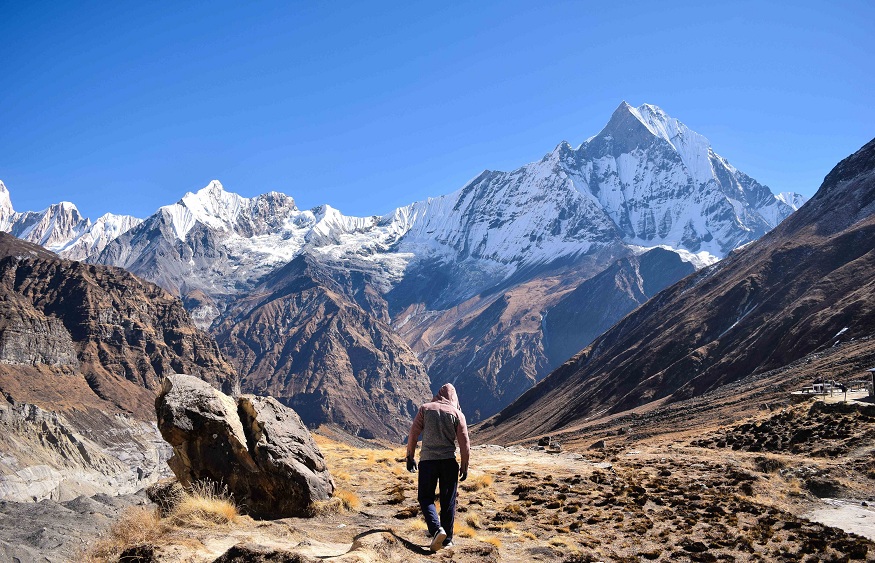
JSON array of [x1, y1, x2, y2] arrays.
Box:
[[0, 232, 236, 419], [214, 254, 433, 440]]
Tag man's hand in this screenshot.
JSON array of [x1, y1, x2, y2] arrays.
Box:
[[406, 456, 418, 473], [459, 466, 468, 482]]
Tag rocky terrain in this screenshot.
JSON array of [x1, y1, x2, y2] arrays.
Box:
[[1, 325, 870, 561], [479, 136, 875, 444], [0, 491, 150, 562], [75, 382, 875, 562]]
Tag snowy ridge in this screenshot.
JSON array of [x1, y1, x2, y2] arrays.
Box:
[[59, 213, 143, 260], [0, 180, 142, 259], [5, 103, 807, 324], [627, 103, 715, 185], [161, 180, 250, 240], [0, 181, 14, 231], [777, 191, 807, 210]]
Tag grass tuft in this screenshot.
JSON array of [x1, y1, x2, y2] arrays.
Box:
[[309, 488, 361, 516], [167, 481, 238, 528], [483, 536, 502, 549], [462, 473, 494, 492], [81, 506, 164, 562], [466, 513, 483, 529]]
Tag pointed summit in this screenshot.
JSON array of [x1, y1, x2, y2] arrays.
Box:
[[592, 101, 663, 155], [0, 181, 16, 230]]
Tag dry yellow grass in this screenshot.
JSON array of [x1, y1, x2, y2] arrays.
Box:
[[455, 524, 477, 538], [336, 488, 361, 510], [81, 506, 165, 562], [465, 513, 483, 529], [407, 519, 428, 531], [82, 480, 239, 560], [309, 488, 361, 516], [461, 473, 493, 492], [167, 482, 238, 528], [483, 536, 502, 549]]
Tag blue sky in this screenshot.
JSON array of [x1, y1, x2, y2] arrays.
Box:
[[2, 1, 873, 220]]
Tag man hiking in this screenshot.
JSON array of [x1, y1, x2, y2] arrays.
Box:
[[406, 383, 471, 551]]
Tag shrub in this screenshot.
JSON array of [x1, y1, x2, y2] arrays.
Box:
[[309, 488, 361, 516]]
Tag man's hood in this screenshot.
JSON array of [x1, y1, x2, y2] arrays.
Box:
[[432, 383, 460, 410]]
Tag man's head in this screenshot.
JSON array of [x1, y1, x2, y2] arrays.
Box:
[[433, 383, 460, 410]]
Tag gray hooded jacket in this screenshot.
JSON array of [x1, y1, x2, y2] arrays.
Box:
[[406, 383, 471, 471]]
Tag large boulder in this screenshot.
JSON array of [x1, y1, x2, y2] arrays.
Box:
[[155, 374, 334, 518]]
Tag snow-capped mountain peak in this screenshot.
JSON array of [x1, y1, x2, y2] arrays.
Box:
[[594, 102, 714, 185], [160, 181, 305, 242], [777, 191, 807, 210], [177, 180, 247, 231], [0, 181, 15, 230]]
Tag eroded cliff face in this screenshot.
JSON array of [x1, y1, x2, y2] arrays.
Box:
[[0, 399, 170, 502], [0, 308, 79, 367], [0, 235, 237, 417], [0, 232, 236, 501]]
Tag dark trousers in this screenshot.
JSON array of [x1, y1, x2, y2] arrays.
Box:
[[417, 458, 458, 538]]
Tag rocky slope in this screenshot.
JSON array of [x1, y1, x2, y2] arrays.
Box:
[[541, 246, 696, 367], [0, 232, 237, 500], [478, 136, 875, 443], [394, 247, 696, 421], [213, 255, 432, 440]]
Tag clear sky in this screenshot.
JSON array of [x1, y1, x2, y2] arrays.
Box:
[[2, 1, 873, 220]]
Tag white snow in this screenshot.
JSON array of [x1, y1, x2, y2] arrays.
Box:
[[629, 245, 720, 269], [631, 103, 717, 186]]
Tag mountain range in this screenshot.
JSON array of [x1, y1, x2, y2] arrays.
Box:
[[478, 136, 875, 443], [1, 102, 806, 433]]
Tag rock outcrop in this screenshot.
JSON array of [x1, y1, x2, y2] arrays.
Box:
[[156, 374, 334, 518]]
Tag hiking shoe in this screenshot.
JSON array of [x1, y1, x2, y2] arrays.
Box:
[[429, 527, 447, 551], [442, 538, 455, 548]]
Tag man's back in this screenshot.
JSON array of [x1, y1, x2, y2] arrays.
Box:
[[407, 384, 470, 466]]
